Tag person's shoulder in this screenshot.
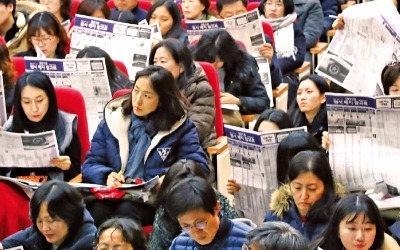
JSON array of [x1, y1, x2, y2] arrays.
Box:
[[15, 50, 35, 57], [170, 232, 195, 249]]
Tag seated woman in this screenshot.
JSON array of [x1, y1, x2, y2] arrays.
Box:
[[258, 0, 306, 109], [0, 44, 15, 117], [36, 0, 71, 31], [192, 29, 271, 126], [75, 46, 132, 95], [81, 65, 209, 227], [15, 11, 68, 59], [182, 0, 217, 20], [381, 61, 400, 96], [264, 150, 341, 242], [76, 0, 110, 19], [149, 38, 217, 151], [149, 159, 238, 249], [0, 180, 96, 250], [309, 193, 400, 250], [290, 74, 330, 147], [147, 0, 188, 45], [95, 218, 148, 250], [109, 10, 138, 24]]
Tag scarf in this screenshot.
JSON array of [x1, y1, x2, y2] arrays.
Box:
[[264, 13, 297, 59], [124, 114, 157, 180]]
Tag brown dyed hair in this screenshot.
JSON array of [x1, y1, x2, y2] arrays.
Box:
[[0, 44, 16, 87]]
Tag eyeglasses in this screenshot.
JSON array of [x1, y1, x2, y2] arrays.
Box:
[[180, 216, 210, 233], [30, 36, 54, 45]]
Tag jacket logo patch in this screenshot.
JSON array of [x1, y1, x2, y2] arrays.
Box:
[[157, 148, 171, 161]]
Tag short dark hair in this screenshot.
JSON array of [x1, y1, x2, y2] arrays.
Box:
[[12, 71, 58, 133], [30, 180, 85, 240], [381, 62, 400, 95], [246, 221, 307, 250], [95, 218, 148, 250], [146, 0, 185, 40], [149, 38, 195, 89], [26, 11, 68, 54], [258, 0, 294, 17], [253, 109, 293, 132], [77, 0, 110, 19], [164, 177, 217, 219], [216, 0, 247, 13], [121, 65, 187, 131], [311, 193, 385, 250]]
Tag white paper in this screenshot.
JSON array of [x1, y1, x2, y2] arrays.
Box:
[[0, 71, 7, 125]]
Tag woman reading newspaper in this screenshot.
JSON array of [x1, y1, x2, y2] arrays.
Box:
[[0, 71, 81, 239]]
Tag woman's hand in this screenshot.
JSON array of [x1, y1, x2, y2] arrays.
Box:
[[220, 92, 241, 105], [106, 171, 125, 187], [322, 131, 330, 151], [50, 156, 71, 170], [332, 14, 345, 30], [227, 179, 241, 195], [0, 242, 3, 250], [259, 43, 274, 63]]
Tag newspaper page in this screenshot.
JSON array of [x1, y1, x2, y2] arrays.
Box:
[[316, 0, 400, 96], [326, 93, 400, 196], [5, 246, 25, 250], [24, 57, 111, 139], [0, 71, 7, 125], [0, 176, 41, 198], [225, 125, 307, 225], [70, 14, 154, 80], [186, 9, 274, 107], [0, 130, 59, 168]]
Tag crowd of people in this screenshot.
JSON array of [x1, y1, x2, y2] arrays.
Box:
[[1, 0, 400, 249]]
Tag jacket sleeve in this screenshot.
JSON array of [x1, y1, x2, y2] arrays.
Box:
[[320, 0, 339, 34], [265, 35, 283, 89], [1, 227, 35, 249], [278, 23, 306, 74], [63, 129, 82, 181], [81, 120, 118, 185], [303, 1, 324, 49]]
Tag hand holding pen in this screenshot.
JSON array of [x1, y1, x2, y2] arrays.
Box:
[[107, 170, 125, 187]]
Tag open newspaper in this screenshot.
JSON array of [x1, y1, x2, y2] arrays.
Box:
[[24, 57, 111, 139], [0, 71, 6, 125], [5, 246, 24, 250], [225, 125, 307, 225], [316, 0, 400, 96], [327, 93, 400, 198], [186, 9, 274, 107], [70, 15, 154, 80]]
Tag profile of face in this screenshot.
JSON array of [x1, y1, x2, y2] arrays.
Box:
[[257, 120, 279, 132], [153, 46, 183, 79], [264, 0, 285, 19], [21, 85, 50, 122], [177, 203, 221, 245], [36, 203, 69, 246], [219, 0, 247, 18], [389, 76, 400, 95], [182, 0, 205, 20], [30, 28, 60, 58], [97, 228, 134, 250], [0, 3, 13, 27], [296, 79, 326, 116], [149, 6, 173, 36], [114, 0, 138, 11], [39, 0, 62, 19], [131, 76, 159, 117], [289, 172, 325, 217], [339, 213, 376, 250]]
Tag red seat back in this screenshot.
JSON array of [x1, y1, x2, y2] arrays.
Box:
[[11, 57, 26, 81], [112, 88, 131, 99], [113, 60, 129, 77], [246, 1, 259, 11], [197, 61, 223, 138], [70, 0, 81, 18], [55, 87, 90, 164], [261, 20, 275, 45]]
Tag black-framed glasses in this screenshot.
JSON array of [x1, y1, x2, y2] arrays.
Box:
[[180, 216, 210, 233]]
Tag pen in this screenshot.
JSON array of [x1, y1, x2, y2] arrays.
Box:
[[329, 15, 338, 19], [112, 170, 123, 183]]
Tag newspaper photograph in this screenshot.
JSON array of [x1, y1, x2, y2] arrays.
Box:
[[316, 0, 400, 96], [0, 71, 7, 125], [24, 57, 111, 139], [0, 130, 59, 168], [327, 93, 400, 195], [225, 125, 307, 225], [70, 15, 154, 80]]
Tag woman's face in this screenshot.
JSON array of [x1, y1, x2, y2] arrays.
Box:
[[389, 76, 400, 96], [97, 228, 134, 250], [182, 0, 205, 20], [257, 120, 279, 132], [339, 213, 376, 250], [91, 9, 106, 19], [289, 172, 325, 217], [296, 79, 325, 117], [36, 203, 69, 246], [21, 85, 49, 122], [149, 6, 173, 37], [264, 0, 285, 19], [30, 28, 60, 58], [39, 0, 62, 19], [153, 46, 183, 79], [131, 76, 159, 117]]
